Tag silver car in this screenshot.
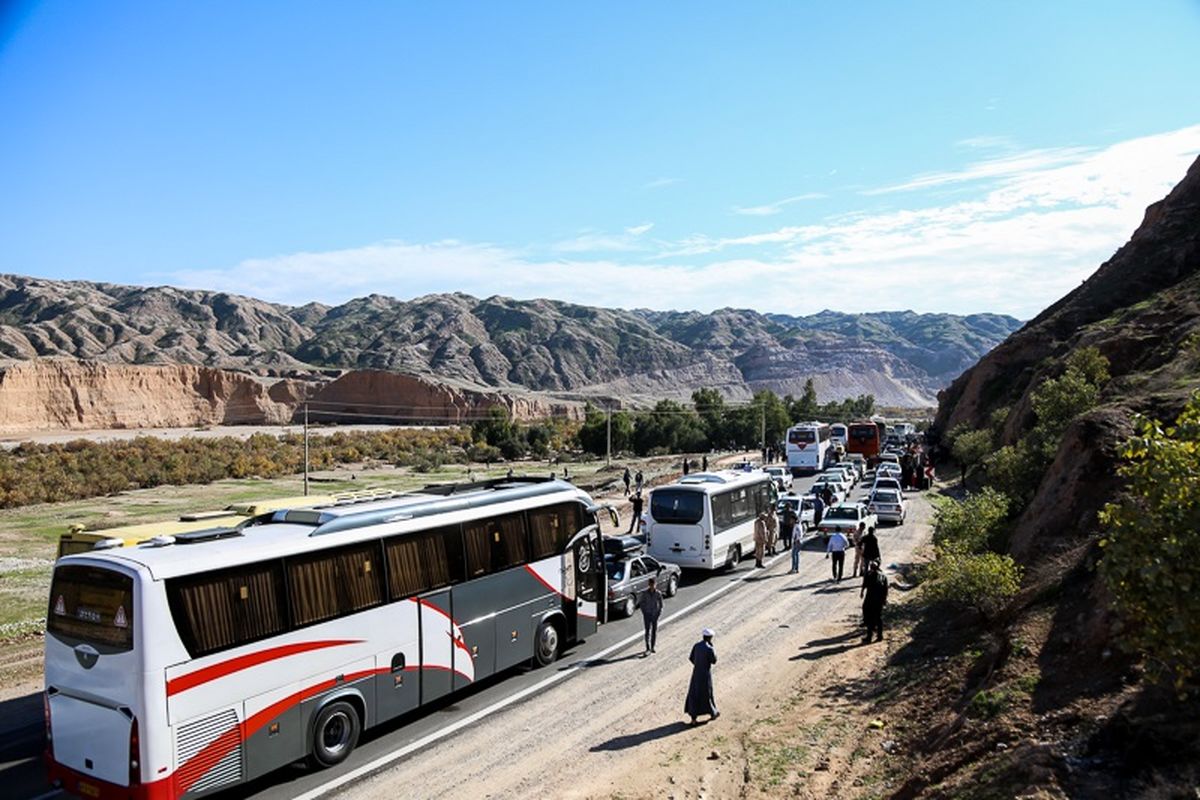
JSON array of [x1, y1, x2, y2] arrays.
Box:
[[604, 546, 681, 618]]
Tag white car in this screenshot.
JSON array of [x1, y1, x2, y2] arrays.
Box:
[[845, 453, 867, 478], [871, 476, 905, 497], [831, 461, 863, 482], [763, 465, 793, 491], [822, 465, 856, 487], [811, 476, 849, 504], [867, 488, 906, 525], [875, 462, 902, 480], [878, 452, 901, 467], [815, 501, 878, 543], [776, 494, 816, 536]]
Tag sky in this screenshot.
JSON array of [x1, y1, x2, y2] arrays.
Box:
[[2, 1, 1199, 319]]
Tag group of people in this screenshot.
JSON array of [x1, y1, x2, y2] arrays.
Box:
[[823, 522, 881, 582]]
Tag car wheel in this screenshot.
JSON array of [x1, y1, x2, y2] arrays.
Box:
[[665, 573, 679, 597], [621, 595, 635, 618], [309, 700, 361, 769], [533, 618, 561, 667]]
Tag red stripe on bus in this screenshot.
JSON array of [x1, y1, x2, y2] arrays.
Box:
[[174, 664, 469, 794], [523, 564, 563, 597], [167, 639, 362, 696]]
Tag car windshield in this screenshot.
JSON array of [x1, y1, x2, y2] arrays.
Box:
[[650, 489, 705, 524], [604, 557, 626, 580], [873, 491, 900, 503], [766, 468, 783, 476], [825, 507, 859, 520]]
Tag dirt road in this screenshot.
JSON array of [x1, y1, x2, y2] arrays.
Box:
[[335, 492, 933, 800]]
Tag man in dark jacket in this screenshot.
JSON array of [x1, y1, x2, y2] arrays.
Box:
[[860, 560, 889, 643], [641, 577, 664, 655], [685, 628, 719, 723], [628, 491, 644, 535], [861, 527, 881, 569]]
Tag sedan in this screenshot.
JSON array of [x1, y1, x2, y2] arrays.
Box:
[[822, 465, 856, 487], [867, 488, 907, 525], [871, 476, 905, 497], [605, 551, 681, 618], [811, 475, 849, 503], [763, 465, 794, 491]]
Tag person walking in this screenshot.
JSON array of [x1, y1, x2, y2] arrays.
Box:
[[702, 455, 708, 472], [685, 628, 719, 724], [622, 467, 631, 496], [821, 485, 835, 508], [635, 470, 644, 494], [851, 523, 865, 578], [764, 505, 779, 556], [825, 529, 849, 581], [682, 458, 690, 476], [812, 493, 825, 530], [780, 500, 797, 551], [860, 560, 889, 643], [628, 491, 644, 535], [753, 511, 768, 568], [789, 511, 805, 573], [861, 525, 881, 570], [641, 577, 664, 655]]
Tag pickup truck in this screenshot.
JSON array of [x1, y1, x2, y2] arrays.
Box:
[[814, 502, 878, 543]]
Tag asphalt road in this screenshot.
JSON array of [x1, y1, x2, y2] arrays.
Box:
[[5, 466, 887, 800]]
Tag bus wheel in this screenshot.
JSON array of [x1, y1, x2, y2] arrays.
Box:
[[725, 545, 741, 570], [533, 619, 561, 667], [665, 574, 678, 597], [309, 700, 360, 769]]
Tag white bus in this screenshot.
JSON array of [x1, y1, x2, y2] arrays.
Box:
[[43, 478, 607, 800], [786, 422, 832, 475], [644, 471, 774, 571], [830, 423, 848, 448]]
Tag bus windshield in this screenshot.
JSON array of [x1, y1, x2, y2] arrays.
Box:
[[849, 425, 878, 441], [47, 564, 134, 652], [650, 490, 705, 524]]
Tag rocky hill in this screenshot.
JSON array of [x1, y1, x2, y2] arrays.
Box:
[[913, 156, 1200, 796], [0, 274, 1020, 408]]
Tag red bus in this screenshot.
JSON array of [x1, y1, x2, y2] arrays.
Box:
[[846, 421, 886, 466]]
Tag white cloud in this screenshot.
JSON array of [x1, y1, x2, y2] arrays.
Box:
[[862, 145, 1095, 195], [731, 193, 825, 216], [170, 124, 1200, 320], [643, 177, 681, 190]]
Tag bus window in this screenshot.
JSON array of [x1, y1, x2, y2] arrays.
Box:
[[528, 503, 581, 561], [464, 513, 530, 576], [650, 490, 705, 525], [287, 542, 384, 627], [711, 492, 733, 531], [385, 526, 463, 598], [168, 561, 287, 657], [47, 565, 134, 653]]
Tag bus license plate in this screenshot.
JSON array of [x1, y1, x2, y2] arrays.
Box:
[[77, 780, 101, 798]]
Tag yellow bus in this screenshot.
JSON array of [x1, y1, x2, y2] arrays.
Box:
[[55, 489, 406, 557]]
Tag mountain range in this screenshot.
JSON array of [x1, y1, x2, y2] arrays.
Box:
[[0, 274, 1022, 407]]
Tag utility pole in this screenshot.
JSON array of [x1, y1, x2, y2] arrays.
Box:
[[303, 402, 310, 496], [761, 404, 767, 462], [606, 406, 612, 468]]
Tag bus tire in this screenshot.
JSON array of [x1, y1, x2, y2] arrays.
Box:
[[665, 574, 678, 597], [309, 700, 360, 769], [725, 545, 741, 570], [533, 618, 562, 667]]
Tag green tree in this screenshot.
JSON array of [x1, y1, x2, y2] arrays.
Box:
[[691, 388, 725, 447], [924, 550, 1023, 620], [951, 428, 993, 486], [1099, 392, 1200, 690], [789, 379, 819, 422], [932, 487, 1011, 554]]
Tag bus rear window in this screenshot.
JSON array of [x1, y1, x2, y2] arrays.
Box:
[[47, 565, 134, 652], [849, 426, 878, 441], [650, 490, 704, 525], [788, 430, 816, 444]]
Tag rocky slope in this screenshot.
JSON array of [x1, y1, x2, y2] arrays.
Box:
[[0, 274, 1021, 408], [918, 156, 1200, 796]]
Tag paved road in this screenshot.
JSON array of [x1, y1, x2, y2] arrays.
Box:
[[5, 466, 903, 800]]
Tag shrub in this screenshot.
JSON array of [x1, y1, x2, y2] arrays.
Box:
[[924, 550, 1023, 619], [932, 487, 1011, 554], [951, 428, 993, 485], [967, 688, 1012, 719], [1098, 392, 1200, 691], [983, 441, 1041, 509]]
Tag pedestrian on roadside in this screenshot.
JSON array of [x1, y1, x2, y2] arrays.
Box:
[[641, 577, 664, 656], [628, 491, 644, 535], [825, 530, 849, 581], [684, 628, 719, 724], [860, 560, 889, 643], [753, 511, 768, 568], [789, 511, 805, 573], [812, 493, 825, 529], [821, 485, 834, 508], [851, 523, 865, 578], [623, 467, 631, 496], [635, 470, 644, 494], [780, 501, 797, 551], [702, 455, 708, 472], [764, 505, 779, 556], [861, 525, 881, 570], [682, 458, 690, 476]]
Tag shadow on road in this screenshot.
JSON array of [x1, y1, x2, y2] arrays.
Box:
[[589, 721, 691, 752], [570, 652, 645, 669], [790, 642, 863, 661]]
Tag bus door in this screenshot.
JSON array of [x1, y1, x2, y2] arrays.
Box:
[[417, 590, 457, 704], [565, 524, 604, 638]]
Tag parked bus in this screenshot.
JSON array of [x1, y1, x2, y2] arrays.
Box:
[[43, 478, 607, 800], [785, 422, 832, 475], [830, 423, 848, 448], [644, 471, 773, 570], [56, 490, 409, 558], [846, 420, 885, 466]]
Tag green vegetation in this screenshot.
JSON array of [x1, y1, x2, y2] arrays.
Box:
[[966, 687, 1013, 720], [925, 487, 1022, 619], [950, 427, 993, 485], [1099, 392, 1200, 691], [932, 487, 1010, 553]]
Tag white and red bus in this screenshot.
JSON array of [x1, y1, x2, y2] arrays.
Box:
[[785, 422, 832, 475], [44, 478, 607, 800]]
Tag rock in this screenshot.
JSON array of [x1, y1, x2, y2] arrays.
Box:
[[881, 740, 899, 754], [997, 742, 1009, 751], [708, 750, 721, 760]]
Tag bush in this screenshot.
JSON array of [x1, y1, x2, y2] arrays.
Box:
[[951, 428, 993, 485], [1099, 392, 1200, 691], [983, 441, 1041, 508], [932, 487, 1011, 554], [924, 550, 1023, 619]]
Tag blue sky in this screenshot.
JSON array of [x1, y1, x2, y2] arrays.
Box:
[[2, 1, 1199, 318]]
